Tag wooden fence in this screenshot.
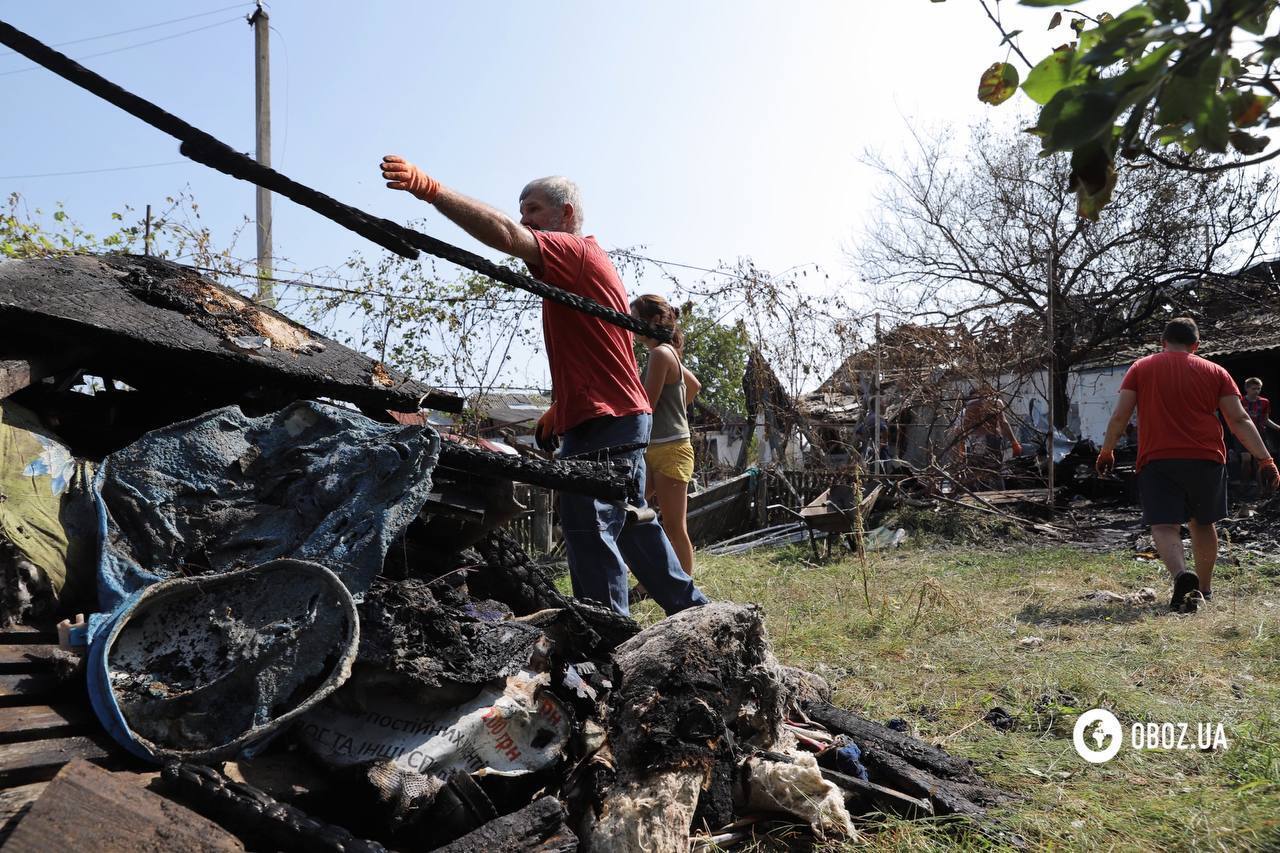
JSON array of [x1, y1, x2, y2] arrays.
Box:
[[502, 467, 852, 554], [768, 469, 837, 508], [506, 484, 555, 555], [501, 471, 760, 554]]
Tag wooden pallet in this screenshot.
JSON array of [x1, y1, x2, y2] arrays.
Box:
[[0, 624, 124, 843]]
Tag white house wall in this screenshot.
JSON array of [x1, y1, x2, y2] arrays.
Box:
[[1071, 366, 1128, 442], [698, 430, 745, 467], [996, 365, 1127, 444]]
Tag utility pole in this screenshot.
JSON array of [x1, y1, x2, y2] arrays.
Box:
[[249, 2, 273, 306], [1046, 244, 1056, 506], [873, 312, 882, 475]]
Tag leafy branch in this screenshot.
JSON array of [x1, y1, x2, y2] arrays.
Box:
[[953, 0, 1280, 217]]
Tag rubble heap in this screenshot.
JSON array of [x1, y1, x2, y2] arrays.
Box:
[[0, 255, 1010, 851]]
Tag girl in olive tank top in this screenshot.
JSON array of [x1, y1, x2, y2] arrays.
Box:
[[630, 295, 701, 579]]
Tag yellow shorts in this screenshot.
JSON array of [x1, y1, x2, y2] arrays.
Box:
[[645, 439, 695, 483]]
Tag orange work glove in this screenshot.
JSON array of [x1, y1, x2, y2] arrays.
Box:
[[381, 155, 440, 202], [1095, 447, 1115, 476], [1259, 457, 1280, 490], [1011, 439, 1023, 457], [535, 406, 558, 454]]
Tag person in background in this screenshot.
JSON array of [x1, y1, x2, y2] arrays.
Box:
[[1097, 318, 1278, 612], [1239, 377, 1280, 494], [957, 384, 1022, 490], [630, 295, 701, 583], [379, 154, 706, 617]]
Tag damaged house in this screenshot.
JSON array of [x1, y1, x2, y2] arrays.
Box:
[[808, 262, 1280, 473], [799, 322, 1037, 469], [1053, 261, 1280, 446]]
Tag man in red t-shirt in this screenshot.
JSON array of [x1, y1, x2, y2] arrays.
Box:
[[1097, 318, 1278, 612], [379, 154, 706, 616]]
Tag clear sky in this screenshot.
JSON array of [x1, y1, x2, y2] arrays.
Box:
[[2, 0, 1113, 386]]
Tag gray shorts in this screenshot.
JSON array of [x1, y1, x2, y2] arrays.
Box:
[[1137, 460, 1228, 525]]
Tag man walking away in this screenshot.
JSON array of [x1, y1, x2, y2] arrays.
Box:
[[1096, 318, 1279, 612]]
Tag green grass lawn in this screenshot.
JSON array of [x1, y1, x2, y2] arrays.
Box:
[[625, 535, 1280, 852]]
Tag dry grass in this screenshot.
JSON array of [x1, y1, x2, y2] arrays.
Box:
[[625, 534, 1280, 852]]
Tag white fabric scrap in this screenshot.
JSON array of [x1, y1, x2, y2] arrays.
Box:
[[746, 753, 857, 841]]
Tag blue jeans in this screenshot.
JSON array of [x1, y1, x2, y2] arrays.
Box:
[[559, 413, 708, 616]]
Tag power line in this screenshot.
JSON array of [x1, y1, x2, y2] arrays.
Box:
[[431, 384, 548, 391], [0, 17, 242, 77], [193, 264, 539, 306], [610, 249, 743, 279], [0, 3, 249, 58], [197, 251, 822, 311], [0, 160, 189, 180], [269, 24, 290, 170], [610, 248, 824, 284]]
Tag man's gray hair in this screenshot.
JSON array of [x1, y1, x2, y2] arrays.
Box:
[[520, 176, 584, 233]]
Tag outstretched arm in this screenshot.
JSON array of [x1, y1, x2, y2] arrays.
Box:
[[1100, 390, 1137, 453], [381, 155, 541, 267]]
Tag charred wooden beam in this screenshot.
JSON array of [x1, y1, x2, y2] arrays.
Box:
[[802, 700, 1013, 817], [804, 700, 986, 784], [438, 442, 632, 502], [159, 762, 390, 853], [431, 796, 577, 853], [470, 530, 639, 654]]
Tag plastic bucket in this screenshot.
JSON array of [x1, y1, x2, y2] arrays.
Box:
[[87, 558, 359, 763]]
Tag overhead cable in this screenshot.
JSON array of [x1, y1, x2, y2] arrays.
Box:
[[0, 18, 673, 343], [0, 18, 243, 76], [0, 3, 249, 58]]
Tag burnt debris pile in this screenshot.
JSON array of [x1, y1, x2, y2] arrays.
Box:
[[0, 255, 1010, 851]]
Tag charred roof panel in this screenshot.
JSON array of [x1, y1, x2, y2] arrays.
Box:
[[0, 254, 462, 413]]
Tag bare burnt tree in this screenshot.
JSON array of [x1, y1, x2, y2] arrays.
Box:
[[858, 121, 1280, 429], [296, 246, 543, 432], [616, 250, 861, 466]]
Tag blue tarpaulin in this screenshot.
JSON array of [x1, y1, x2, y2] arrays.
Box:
[[83, 400, 440, 761], [93, 400, 441, 612]]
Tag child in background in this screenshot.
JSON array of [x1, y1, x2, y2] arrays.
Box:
[[1241, 377, 1280, 494]]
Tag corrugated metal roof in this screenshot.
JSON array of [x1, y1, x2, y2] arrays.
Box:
[[471, 392, 551, 425]]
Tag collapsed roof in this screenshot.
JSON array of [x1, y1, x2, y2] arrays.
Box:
[[0, 253, 463, 416]]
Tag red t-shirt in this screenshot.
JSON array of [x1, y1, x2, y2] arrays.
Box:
[[530, 231, 650, 435], [1243, 395, 1271, 432], [1119, 351, 1241, 470]]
